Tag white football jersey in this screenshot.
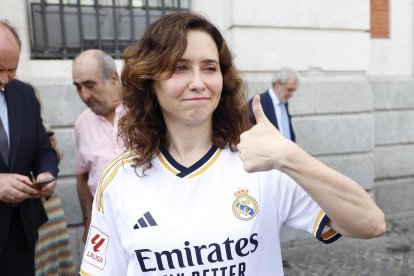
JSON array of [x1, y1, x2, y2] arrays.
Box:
[[80, 147, 340, 276]]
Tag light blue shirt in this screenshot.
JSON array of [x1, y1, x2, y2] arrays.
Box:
[[268, 87, 291, 139], [0, 88, 10, 143]]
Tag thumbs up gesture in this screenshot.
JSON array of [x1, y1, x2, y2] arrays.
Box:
[[237, 95, 294, 172]]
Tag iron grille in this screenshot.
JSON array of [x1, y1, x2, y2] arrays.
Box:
[[29, 0, 189, 59]]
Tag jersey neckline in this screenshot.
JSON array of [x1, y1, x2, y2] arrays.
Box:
[[157, 145, 221, 178]]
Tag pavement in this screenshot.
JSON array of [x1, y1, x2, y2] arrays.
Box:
[[281, 211, 414, 276]]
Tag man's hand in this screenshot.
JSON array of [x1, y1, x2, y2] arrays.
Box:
[[35, 172, 57, 197], [237, 95, 294, 172], [0, 173, 41, 203]]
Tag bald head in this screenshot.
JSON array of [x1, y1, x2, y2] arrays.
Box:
[[73, 49, 117, 81], [0, 21, 21, 50], [0, 21, 21, 89]]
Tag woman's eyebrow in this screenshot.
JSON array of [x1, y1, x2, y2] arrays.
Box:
[[179, 58, 219, 64]]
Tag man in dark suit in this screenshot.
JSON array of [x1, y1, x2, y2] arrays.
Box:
[[0, 20, 59, 275], [248, 67, 299, 142]]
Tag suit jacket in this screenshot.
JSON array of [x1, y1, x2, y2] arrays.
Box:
[[0, 79, 59, 251], [248, 90, 296, 142]]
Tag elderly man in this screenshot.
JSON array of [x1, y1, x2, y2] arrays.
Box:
[[0, 20, 58, 274], [248, 67, 299, 142], [72, 49, 124, 242]]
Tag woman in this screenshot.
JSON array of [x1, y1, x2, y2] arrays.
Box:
[[80, 12, 385, 275], [34, 90, 75, 276], [35, 130, 75, 276]]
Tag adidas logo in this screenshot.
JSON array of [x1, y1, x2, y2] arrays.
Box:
[[133, 211, 158, 229]]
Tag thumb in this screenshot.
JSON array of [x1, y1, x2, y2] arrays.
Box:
[[252, 95, 268, 124]]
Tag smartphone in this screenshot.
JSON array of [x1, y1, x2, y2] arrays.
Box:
[[34, 177, 56, 188], [46, 131, 55, 137]]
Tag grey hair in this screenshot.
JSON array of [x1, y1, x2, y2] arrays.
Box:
[[272, 67, 299, 86], [0, 19, 21, 50], [93, 50, 117, 80]]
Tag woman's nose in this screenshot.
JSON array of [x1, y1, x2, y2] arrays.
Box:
[[188, 71, 206, 91]]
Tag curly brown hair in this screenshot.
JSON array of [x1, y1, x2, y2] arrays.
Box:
[[120, 12, 250, 172]]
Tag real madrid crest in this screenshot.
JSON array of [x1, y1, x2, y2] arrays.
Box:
[[232, 188, 258, 220]]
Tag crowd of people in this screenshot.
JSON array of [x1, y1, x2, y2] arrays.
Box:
[[0, 12, 386, 276]]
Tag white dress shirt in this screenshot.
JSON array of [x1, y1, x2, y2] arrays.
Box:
[[268, 86, 290, 138]]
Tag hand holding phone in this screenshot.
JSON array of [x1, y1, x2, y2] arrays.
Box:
[[34, 177, 56, 189]]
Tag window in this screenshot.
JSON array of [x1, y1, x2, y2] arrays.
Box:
[[28, 0, 189, 59]]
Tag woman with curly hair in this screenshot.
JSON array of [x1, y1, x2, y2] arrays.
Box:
[[80, 12, 385, 276]]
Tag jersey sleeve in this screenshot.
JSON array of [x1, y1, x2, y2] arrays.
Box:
[[311, 209, 341, 244], [277, 172, 341, 244], [79, 181, 127, 275]]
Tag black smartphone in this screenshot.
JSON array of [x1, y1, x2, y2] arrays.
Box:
[[34, 177, 56, 188]]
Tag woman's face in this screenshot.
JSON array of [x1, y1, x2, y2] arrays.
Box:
[[153, 30, 223, 128]]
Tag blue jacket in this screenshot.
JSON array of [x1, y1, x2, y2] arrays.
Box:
[[0, 79, 59, 251], [248, 90, 296, 142]]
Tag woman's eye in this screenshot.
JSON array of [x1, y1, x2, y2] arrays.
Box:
[[175, 64, 187, 71], [205, 66, 217, 72]]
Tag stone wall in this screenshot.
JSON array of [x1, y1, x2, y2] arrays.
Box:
[[370, 77, 414, 214]]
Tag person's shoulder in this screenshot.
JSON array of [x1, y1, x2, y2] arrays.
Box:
[[7, 79, 35, 96], [104, 150, 138, 175], [10, 79, 33, 89], [79, 108, 95, 118], [74, 108, 95, 127], [259, 90, 270, 98], [248, 90, 269, 103], [96, 151, 138, 192]]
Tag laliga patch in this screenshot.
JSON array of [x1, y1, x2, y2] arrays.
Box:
[[83, 226, 109, 270], [232, 188, 258, 220]]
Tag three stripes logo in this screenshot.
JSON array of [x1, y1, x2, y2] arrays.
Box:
[[133, 211, 158, 229]]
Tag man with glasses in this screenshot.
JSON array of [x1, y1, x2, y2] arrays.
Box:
[[248, 67, 299, 142]]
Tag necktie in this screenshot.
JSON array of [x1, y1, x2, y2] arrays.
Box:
[[279, 102, 291, 140], [0, 117, 9, 167]]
